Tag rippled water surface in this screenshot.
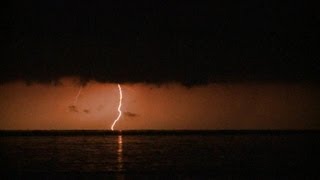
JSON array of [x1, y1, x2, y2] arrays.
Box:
[[0, 131, 319, 178]]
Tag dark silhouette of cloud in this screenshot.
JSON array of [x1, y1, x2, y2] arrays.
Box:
[[68, 105, 78, 113], [69, 106, 90, 114], [1, 0, 319, 86], [124, 112, 139, 118]]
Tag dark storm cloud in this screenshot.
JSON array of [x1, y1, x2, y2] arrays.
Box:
[[69, 106, 90, 114], [124, 112, 139, 118], [68, 105, 78, 113], [1, 0, 319, 85]]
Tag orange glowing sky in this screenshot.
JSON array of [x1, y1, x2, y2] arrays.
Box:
[[0, 78, 319, 130]]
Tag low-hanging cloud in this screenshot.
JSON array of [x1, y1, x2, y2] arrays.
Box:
[[124, 111, 139, 118], [68, 105, 79, 113]]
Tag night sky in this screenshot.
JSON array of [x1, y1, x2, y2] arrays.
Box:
[[1, 1, 320, 130], [1, 0, 319, 85]]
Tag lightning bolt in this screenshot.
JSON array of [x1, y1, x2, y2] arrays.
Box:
[[111, 84, 123, 131], [74, 86, 83, 104]]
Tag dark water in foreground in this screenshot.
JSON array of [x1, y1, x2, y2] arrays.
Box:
[[0, 130, 319, 179]]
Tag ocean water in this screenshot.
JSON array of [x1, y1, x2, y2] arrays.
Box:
[[0, 131, 319, 178]]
